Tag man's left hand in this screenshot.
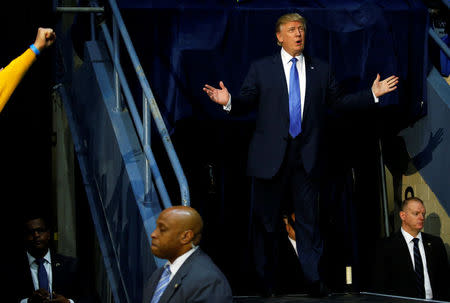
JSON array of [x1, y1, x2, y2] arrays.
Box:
[[371, 74, 399, 97], [44, 292, 69, 303]]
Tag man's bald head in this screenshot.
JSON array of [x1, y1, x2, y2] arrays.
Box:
[[161, 206, 203, 244], [151, 206, 203, 262]]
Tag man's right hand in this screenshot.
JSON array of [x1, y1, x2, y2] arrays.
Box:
[[203, 81, 230, 106], [29, 288, 51, 303], [34, 28, 56, 52]]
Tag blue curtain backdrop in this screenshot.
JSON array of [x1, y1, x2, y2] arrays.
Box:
[[113, 0, 428, 294]]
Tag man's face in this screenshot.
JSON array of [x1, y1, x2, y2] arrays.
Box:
[[400, 201, 426, 235], [25, 218, 50, 255], [151, 210, 183, 262], [276, 21, 305, 57]]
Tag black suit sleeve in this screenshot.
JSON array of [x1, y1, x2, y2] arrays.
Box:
[[432, 237, 450, 300], [326, 66, 373, 112], [371, 238, 388, 293], [231, 61, 260, 116]]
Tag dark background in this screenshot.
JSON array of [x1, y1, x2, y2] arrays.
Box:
[[1, 1, 54, 251]]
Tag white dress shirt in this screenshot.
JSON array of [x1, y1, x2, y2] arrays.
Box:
[[400, 227, 433, 299], [288, 236, 299, 257], [165, 245, 199, 283], [21, 250, 74, 303]]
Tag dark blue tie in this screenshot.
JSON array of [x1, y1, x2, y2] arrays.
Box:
[[412, 238, 425, 298], [36, 258, 49, 292], [151, 265, 171, 303], [289, 57, 302, 138]]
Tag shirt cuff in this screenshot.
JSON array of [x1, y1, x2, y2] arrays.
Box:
[[223, 95, 232, 112], [372, 90, 379, 103]]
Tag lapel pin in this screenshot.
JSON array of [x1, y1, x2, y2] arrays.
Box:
[[427, 242, 431, 246], [310, 66, 314, 70], [174, 284, 179, 289], [55, 262, 61, 267]]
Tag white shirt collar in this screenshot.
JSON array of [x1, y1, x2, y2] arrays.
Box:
[[280, 47, 303, 66], [401, 227, 422, 243], [166, 245, 198, 279], [27, 249, 51, 266]]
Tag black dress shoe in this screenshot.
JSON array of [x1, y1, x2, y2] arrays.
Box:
[[308, 280, 330, 297]]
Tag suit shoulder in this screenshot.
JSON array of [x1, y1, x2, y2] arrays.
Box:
[[190, 251, 226, 276], [422, 232, 446, 248], [53, 253, 78, 264], [307, 56, 330, 70], [183, 251, 229, 286], [248, 55, 276, 70], [377, 231, 404, 249], [422, 232, 443, 242]]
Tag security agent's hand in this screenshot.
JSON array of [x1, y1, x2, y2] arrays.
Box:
[[203, 81, 230, 105], [33, 28, 56, 52], [371, 74, 399, 98], [45, 292, 70, 303], [29, 288, 51, 303]]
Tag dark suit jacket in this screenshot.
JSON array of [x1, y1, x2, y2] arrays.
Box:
[[9, 251, 96, 303], [232, 52, 373, 179], [372, 230, 450, 300], [142, 248, 233, 303]]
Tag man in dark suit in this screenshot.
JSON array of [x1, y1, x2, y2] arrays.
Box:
[[203, 13, 398, 296], [10, 214, 96, 303], [373, 197, 450, 300], [142, 206, 232, 303]]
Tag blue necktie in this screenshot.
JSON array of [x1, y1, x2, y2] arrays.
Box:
[[289, 57, 302, 138], [412, 238, 425, 298], [36, 258, 49, 292], [151, 265, 171, 303]]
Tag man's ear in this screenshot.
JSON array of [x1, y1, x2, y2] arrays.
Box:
[[276, 32, 283, 45], [399, 210, 406, 221], [180, 230, 194, 245]]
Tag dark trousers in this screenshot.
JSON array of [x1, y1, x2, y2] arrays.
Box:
[[251, 135, 322, 291]]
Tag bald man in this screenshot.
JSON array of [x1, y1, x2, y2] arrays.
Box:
[[143, 206, 233, 303]]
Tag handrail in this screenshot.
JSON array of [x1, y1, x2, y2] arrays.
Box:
[[429, 28, 450, 59], [100, 0, 190, 206], [100, 22, 172, 209], [429, 0, 449, 58]]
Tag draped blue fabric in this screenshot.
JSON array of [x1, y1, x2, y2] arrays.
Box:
[[119, 0, 428, 132]]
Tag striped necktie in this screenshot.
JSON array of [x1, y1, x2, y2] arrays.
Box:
[[150, 265, 171, 303], [412, 238, 425, 298]]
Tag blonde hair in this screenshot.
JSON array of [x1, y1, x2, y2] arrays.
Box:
[[275, 13, 307, 46]]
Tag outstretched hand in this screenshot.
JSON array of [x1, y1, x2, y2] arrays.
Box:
[[34, 27, 56, 52], [203, 81, 230, 106], [372, 74, 399, 98]]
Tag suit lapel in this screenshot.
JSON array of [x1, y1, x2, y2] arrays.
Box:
[[303, 55, 314, 120], [158, 249, 200, 303], [51, 253, 63, 292], [395, 231, 416, 274], [145, 266, 165, 302], [273, 53, 289, 121], [422, 233, 435, 286], [23, 254, 35, 294]]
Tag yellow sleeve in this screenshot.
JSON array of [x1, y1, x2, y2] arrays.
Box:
[[0, 48, 37, 113]]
